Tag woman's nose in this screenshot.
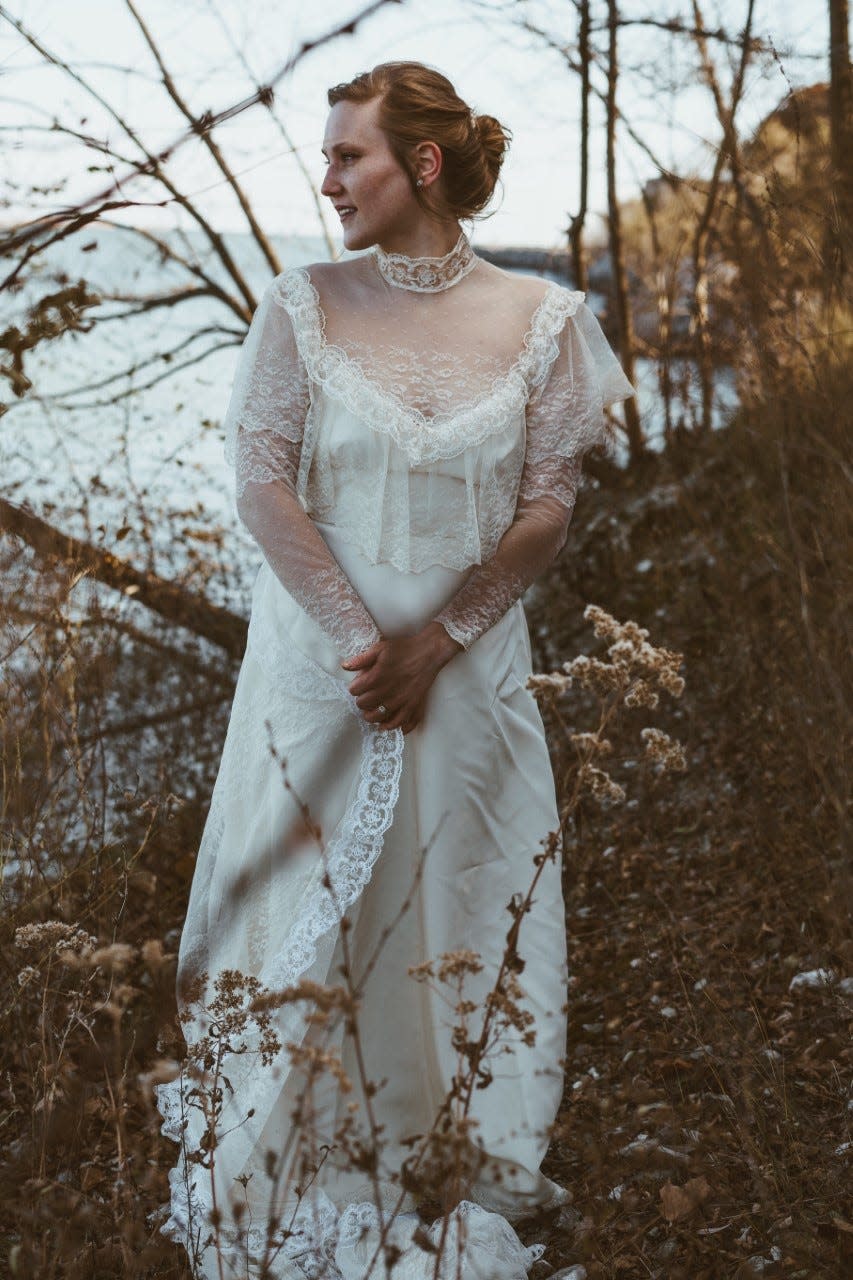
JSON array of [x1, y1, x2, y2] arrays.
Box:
[[321, 168, 340, 197]]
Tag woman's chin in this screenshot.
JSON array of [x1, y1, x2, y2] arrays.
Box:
[[341, 221, 378, 252]]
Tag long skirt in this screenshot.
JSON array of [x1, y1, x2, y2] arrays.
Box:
[[156, 535, 569, 1279]]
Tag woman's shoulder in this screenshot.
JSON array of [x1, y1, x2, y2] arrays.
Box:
[[269, 257, 346, 292], [292, 257, 347, 281], [511, 271, 585, 314], [478, 259, 584, 314], [268, 259, 364, 318], [276, 257, 375, 312]]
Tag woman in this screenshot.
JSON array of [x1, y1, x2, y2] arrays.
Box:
[[157, 61, 634, 1279]]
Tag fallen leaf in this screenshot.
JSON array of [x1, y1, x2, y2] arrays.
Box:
[[659, 1175, 711, 1222], [81, 1165, 105, 1191]]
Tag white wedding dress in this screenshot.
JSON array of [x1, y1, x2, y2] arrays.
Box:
[[156, 231, 634, 1279]]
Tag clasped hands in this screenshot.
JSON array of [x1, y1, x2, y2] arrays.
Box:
[[341, 621, 463, 735]]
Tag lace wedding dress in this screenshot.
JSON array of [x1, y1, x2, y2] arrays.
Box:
[[156, 231, 634, 1279]]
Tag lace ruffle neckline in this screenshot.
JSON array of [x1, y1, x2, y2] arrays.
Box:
[[273, 267, 585, 466], [373, 230, 478, 292]]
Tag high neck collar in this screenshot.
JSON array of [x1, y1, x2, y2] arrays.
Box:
[[373, 231, 477, 293]]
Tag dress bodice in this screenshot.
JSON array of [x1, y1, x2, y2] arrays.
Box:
[[266, 264, 591, 574]]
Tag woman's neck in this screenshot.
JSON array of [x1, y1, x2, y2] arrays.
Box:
[[376, 221, 464, 259]]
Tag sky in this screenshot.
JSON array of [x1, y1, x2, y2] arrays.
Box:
[[1, 0, 830, 249]]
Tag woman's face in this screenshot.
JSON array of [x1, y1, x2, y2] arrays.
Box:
[[321, 98, 423, 251]]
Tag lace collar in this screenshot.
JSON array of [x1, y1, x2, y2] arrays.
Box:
[[373, 231, 477, 293]]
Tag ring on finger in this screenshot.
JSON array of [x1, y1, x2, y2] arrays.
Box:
[[377, 703, 388, 719]]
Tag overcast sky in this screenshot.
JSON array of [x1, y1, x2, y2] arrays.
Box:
[[1, 0, 829, 248]]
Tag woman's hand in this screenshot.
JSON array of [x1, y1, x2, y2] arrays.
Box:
[[341, 622, 463, 734]]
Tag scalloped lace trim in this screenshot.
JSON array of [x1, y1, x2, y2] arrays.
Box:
[[244, 602, 403, 993], [272, 268, 584, 466]]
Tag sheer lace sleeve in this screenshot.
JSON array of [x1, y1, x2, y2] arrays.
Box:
[[434, 300, 635, 651], [518, 299, 635, 507], [223, 276, 380, 658]]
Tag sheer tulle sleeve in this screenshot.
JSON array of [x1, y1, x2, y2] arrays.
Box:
[[434, 301, 635, 651], [223, 277, 381, 658]]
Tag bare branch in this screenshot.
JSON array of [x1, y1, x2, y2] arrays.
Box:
[[689, 0, 757, 430], [0, 497, 247, 657], [568, 0, 591, 289], [204, 0, 337, 261], [21, 339, 238, 412], [0, 0, 400, 278], [2, 325, 238, 415], [123, 0, 283, 279], [6, 595, 236, 698], [0, 5, 258, 308], [96, 220, 254, 325], [515, 12, 685, 191], [77, 695, 233, 746], [612, 16, 768, 52], [605, 0, 643, 455]]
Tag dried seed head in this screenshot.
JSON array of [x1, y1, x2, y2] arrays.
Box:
[[15, 921, 97, 954], [640, 727, 687, 773], [569, 731, 613, 755], [526, 672, 572, 700], [578, 763, 627, 807], [624, 679, 660, 709]]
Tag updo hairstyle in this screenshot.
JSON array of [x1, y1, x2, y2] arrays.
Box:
[[327, 61, 511, 222]]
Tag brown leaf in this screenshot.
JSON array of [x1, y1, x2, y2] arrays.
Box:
[[80, 1164, 105, 1191], [656, 1056, 694, 1074], [659, 1175, 712, 1222]]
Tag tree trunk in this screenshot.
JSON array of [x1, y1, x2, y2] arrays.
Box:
[[606, 0, 644, 456], [689, 0, 755, 430], [640, 184, 674, 442], [0, 498, 247, 658], [828, 0, 852, 284], [568, 0, 591, 291]]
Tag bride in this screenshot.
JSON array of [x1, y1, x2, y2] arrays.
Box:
[[156, 60, 634, 1279]]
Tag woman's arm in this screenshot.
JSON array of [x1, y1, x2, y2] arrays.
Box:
[[433, 476, 580, 650], [431, 298, 635, 651], [225, 275, 380, 661], [237, 474, 380, 657]]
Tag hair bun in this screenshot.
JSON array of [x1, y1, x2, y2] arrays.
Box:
[[473, 113, 511, 177]]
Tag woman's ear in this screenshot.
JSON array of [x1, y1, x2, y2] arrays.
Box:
[[413, 139, 442, 187]]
